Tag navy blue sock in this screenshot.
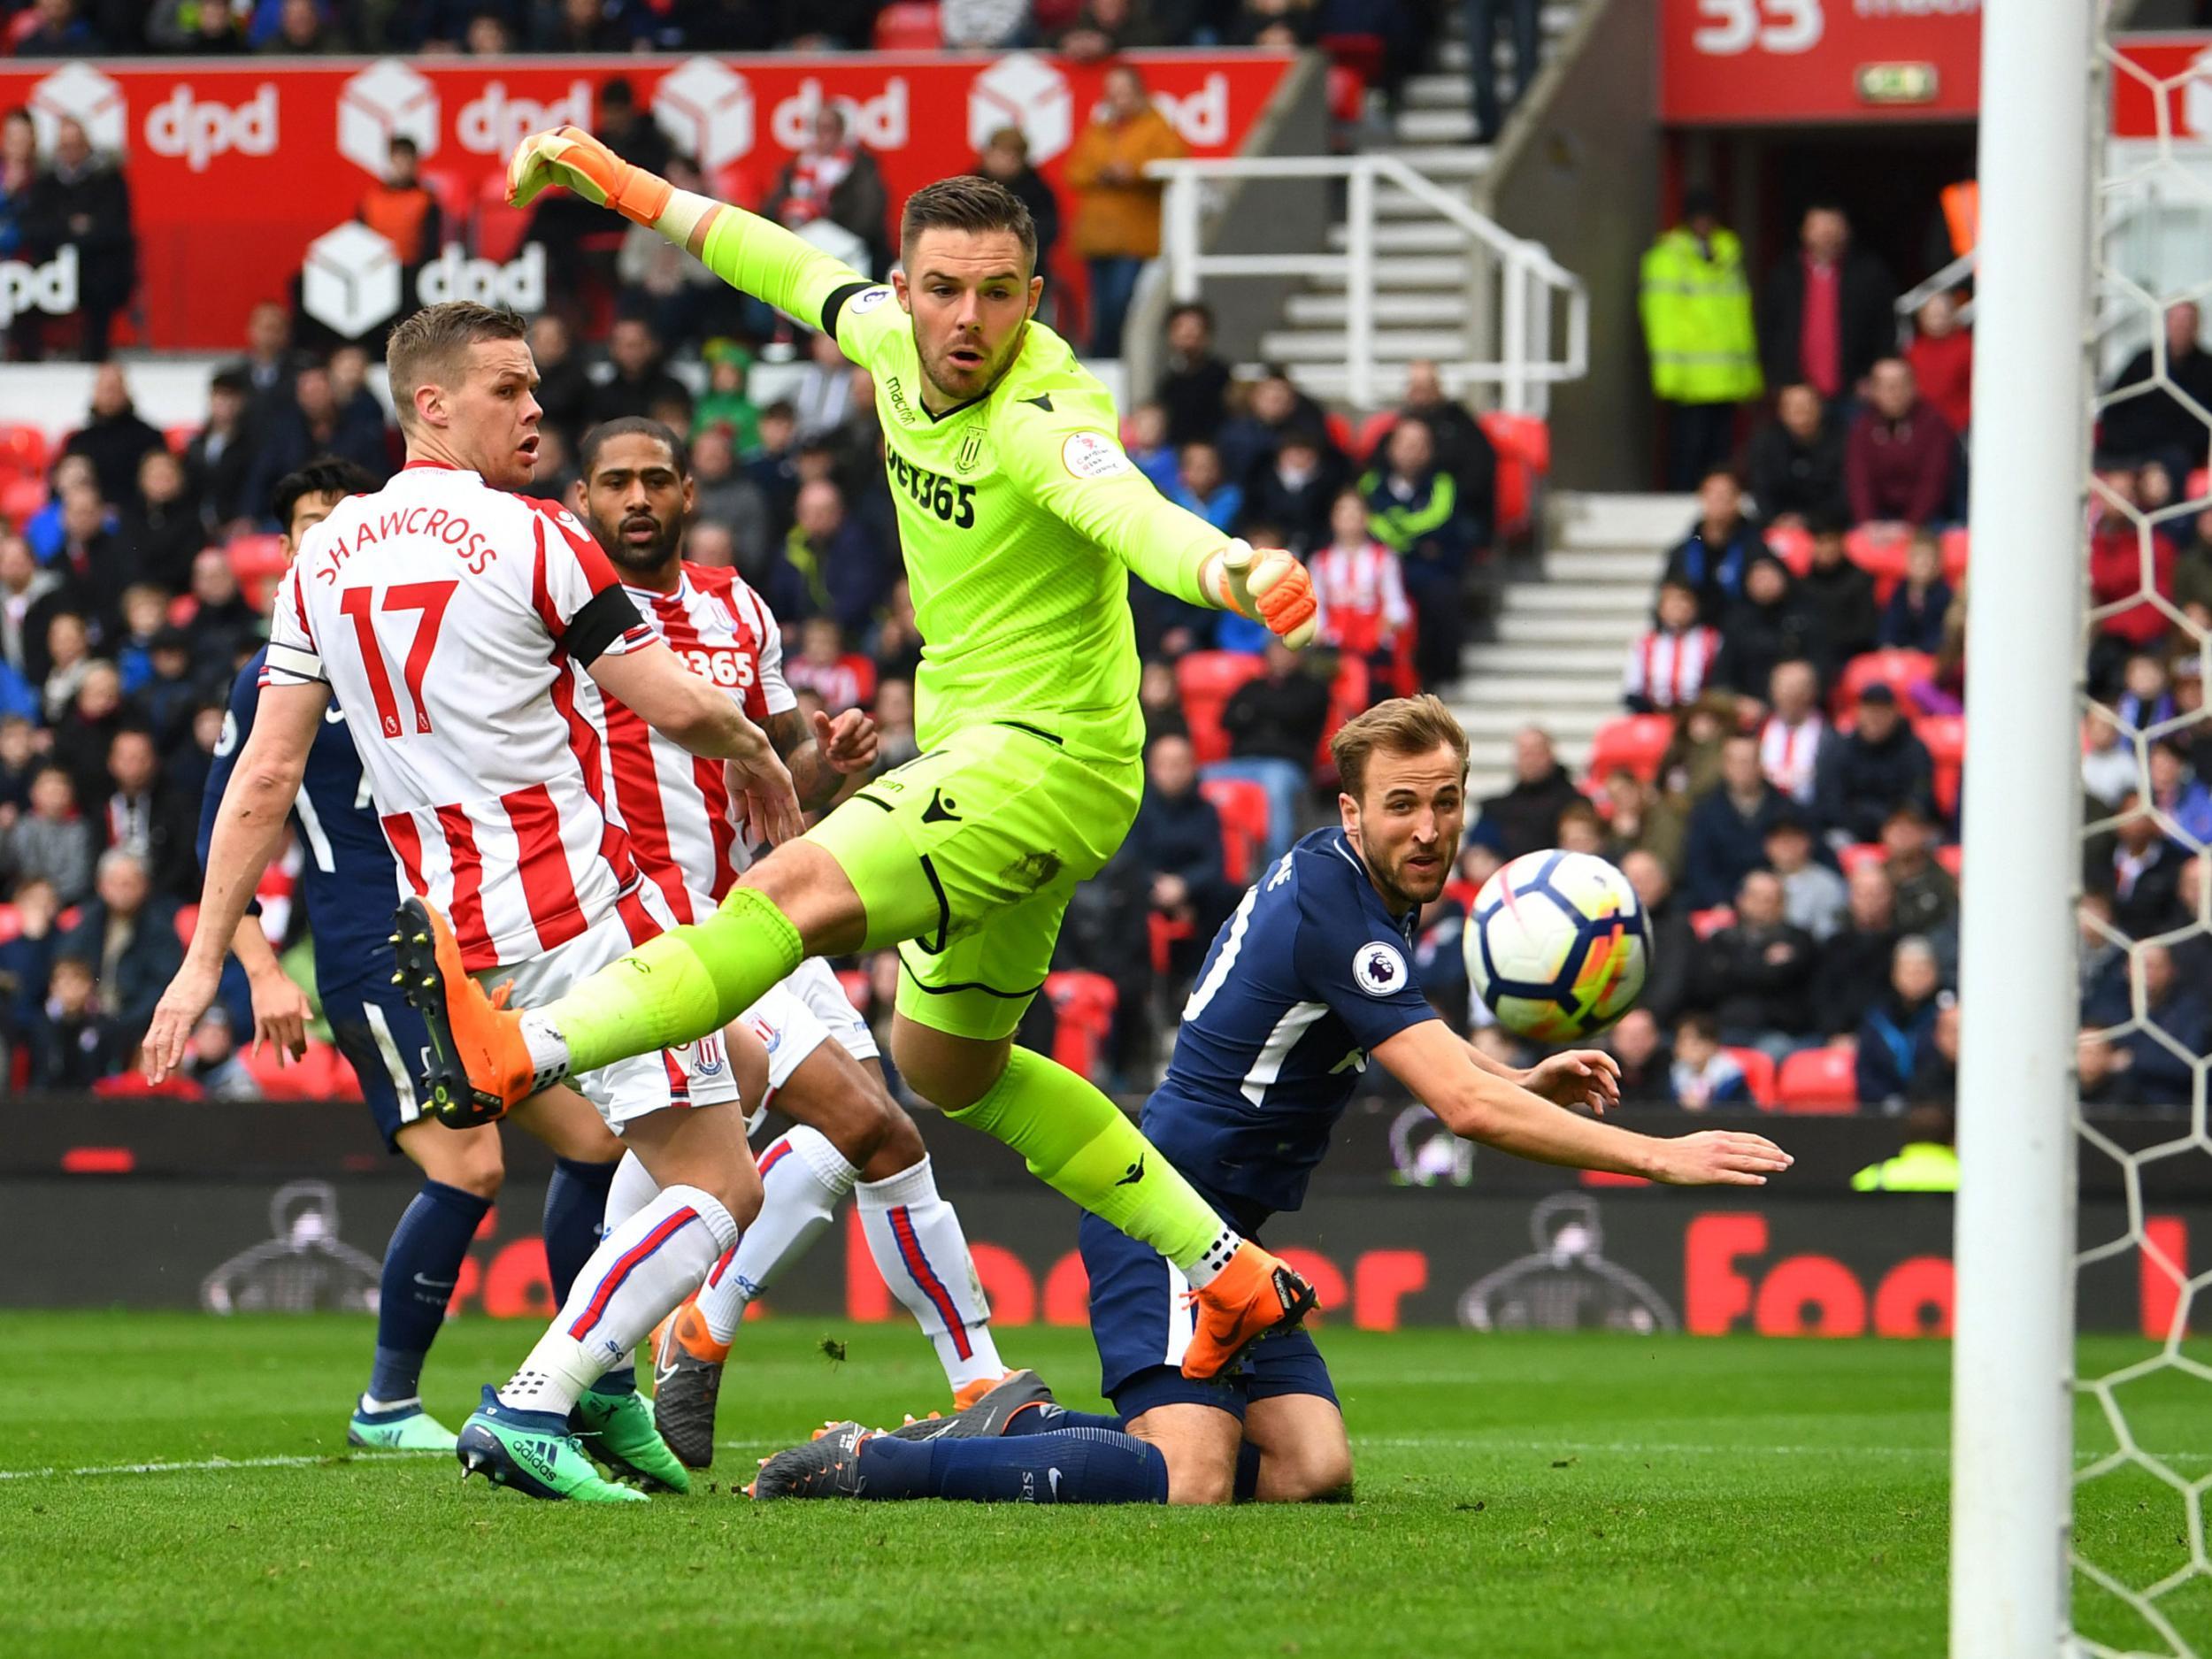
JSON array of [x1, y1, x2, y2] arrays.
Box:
[[855, 1428, 1169, 1504], [1002, 1403, 1123, 1437], [542, 1157, 618, 1305], [367, 1179, 489, 1403], [1233, 1441, 1263, 1502]]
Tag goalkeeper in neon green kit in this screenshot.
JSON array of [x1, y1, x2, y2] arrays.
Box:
[[394, 125, 1324, 1379]]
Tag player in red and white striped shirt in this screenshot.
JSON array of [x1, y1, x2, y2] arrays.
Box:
[[1623, 579, 1721, 713], [566, 418, 1016, 1470], [144, 303, 804, 1506]]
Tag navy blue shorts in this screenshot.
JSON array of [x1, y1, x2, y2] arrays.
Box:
[[1079, 1207, 1338, 1423], [322, 981, 434, 1154]]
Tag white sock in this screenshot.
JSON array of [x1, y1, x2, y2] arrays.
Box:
[[856, 1156, 1004, 1394], [517, 1010, 573, 1090], [1179, 1227, 1243, 1290], [497, 1185, 735, 1416], [604, 1149, 660, 1233], [698, 1127, 855, 1345]]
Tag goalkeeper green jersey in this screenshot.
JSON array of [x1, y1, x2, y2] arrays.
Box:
[[700, 210, 1223, 766]]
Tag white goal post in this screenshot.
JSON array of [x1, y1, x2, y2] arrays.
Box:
[[1949, 1, 2097, 1655]]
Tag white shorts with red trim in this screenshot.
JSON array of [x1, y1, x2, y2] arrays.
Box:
[[733, 982, 831, 1135], [484, 902, 742, 1131], [785, 956, 880, 1065]]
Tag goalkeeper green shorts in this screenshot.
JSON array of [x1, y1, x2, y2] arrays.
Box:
[[804, 720, 1143, 1042]]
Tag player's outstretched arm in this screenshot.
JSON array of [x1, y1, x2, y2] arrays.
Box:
[[508, 127, 867, 338], [586, 640, 804, 844], [143, 680, 329, 1080], [1374, 1020, 1793, 1187]]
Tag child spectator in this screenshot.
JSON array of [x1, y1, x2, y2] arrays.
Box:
[[1878, 533, 1955, 653], [113, 585, 169, 695], [1310, 488, 1411, 689], [783, 617, 870, 713], [1623, 578, 1718, 713], [0, 873, 57, 1051], [29, 956, 106, 1089], [6, 764, 93, 904], [1671, 1012, 1753, 1110], [1125, 402, 1180, 494], [693, 342, 761, 455], [1855, 938, 1946, 1110]]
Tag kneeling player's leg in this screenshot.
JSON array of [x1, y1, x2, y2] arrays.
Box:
[[1241, 1392, 1354, 1503], [1122, 1404, 1245, 1506]]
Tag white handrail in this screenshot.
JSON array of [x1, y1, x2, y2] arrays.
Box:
[[1147, 153, 1588, 416], [1896, 247, 1979, 334]]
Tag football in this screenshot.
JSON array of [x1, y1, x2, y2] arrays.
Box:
[[1464, 849, 1650, 1041]]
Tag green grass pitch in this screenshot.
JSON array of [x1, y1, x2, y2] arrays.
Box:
[[1, 1314, 2204, 1657]]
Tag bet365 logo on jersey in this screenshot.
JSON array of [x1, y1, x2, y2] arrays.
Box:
[[887, 453, 977, 529], [676, 645, 755, 693]]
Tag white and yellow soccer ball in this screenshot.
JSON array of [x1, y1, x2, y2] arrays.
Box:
[[1464, 849, 1649, 1041]]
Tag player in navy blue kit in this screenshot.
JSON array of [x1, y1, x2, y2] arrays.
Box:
[[191, 460, 631, 1455], [751, 696, 1792, 1505]]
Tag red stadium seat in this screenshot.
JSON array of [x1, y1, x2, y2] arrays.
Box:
[[174, 903, 199, 948], [164, 423, 198, 456], [1584, 713, 1674, 787], [475, 171, 531, 264], [4, 8, 42, 48], [1323, 409, 1356, 457], [872, 1, 942, 48], [1148, 910, 1194, 976], [1043, 970, 1117, 1083], [1837, 842, 1886, 878], [1353, 410, 1397, 463], [1724, 1045, 1777, 1107], [1479, 412, 1549, 542], [1326, 64, 1366, 126], [0, 422, 48, 479], [313, 1041, 366, 1102], [1939, 526, 1970, 585], [3, 473, 46, 523], [0, 903, 17, 944], [1688, 905, 1735, 940], [1319, 33, 1386, 91], [1315, 652, 1371, 776], [836, 969, 870, 1012], [1175, 650, 1265, 765], [1835, 649, 1935, 718], [1916, 713, 1965, 818], [1776, 1046, 1860, 1113], [227, 533, 290, 611], [1200, 776, 1271, 885], [1936, 843, 1962, 878], [418, 168, 473, 244], [1844, 526, 1916, 603], [241, 1042, 326, 1099], [1765, 523, 1813, 576]]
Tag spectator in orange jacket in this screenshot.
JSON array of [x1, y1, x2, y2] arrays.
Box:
[[1063, 64, 1187, 358]]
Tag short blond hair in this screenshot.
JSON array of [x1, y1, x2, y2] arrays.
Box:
[[387, 301, 526, 429], [1331, 694, 1469, 802]]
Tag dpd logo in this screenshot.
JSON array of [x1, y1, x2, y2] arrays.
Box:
[[144, 83, 279, 173], [300, 223, 545, 340], [458, 79, 591, 157], [967, 54, 1071, 165], [652, 57, 754, 173], [29, 62, 127, 157], [0, 246, 77, 329], [771, 76, 910, 151], [337, 58, 440, 177]]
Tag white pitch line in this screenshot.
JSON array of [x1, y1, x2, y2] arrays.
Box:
[[0, 1449, 450, 1482]]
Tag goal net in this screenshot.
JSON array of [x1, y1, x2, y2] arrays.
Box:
[[1955, 8, 2211, 1655]]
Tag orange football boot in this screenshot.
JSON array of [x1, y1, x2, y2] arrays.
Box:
[[390, 895, 537, 1125], [1179, 1242, 1317, 1379]]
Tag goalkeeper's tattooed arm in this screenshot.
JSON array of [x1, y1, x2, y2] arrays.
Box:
[[507, 126, 864, 330]]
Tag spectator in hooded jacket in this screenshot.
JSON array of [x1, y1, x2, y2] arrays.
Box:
[[1796, 516, 1879, 663], [1813, 684, 1936, 846], [1818, 863, 1903, 1037], [1363, 415, 1469, 687], [1694, 869, 1820, 1056], [1745, 382, 1848, 531], [1847, 357, 1959, 532], [1663, 469, 1767, 626], [1126, 733, 1235, 987], [1711, 554, 1829, 707], [1684, 733, 1787, 908], [1855, 938, 1946, 1109], [1242, 425, 1343, 557], [1477, 726, 1584, 862]]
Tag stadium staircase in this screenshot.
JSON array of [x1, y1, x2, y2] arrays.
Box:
[[1448, 492, 1687, 800], [1259, 2, 1586, 402]]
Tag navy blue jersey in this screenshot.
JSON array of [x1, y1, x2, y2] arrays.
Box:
[[198, 649, 402, 997], [1141, 826, 1438, 1217]]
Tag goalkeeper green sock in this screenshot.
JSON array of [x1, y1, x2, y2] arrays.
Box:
[[948, 1048, 1240, 1283], [524, 888, 804, 1076]]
